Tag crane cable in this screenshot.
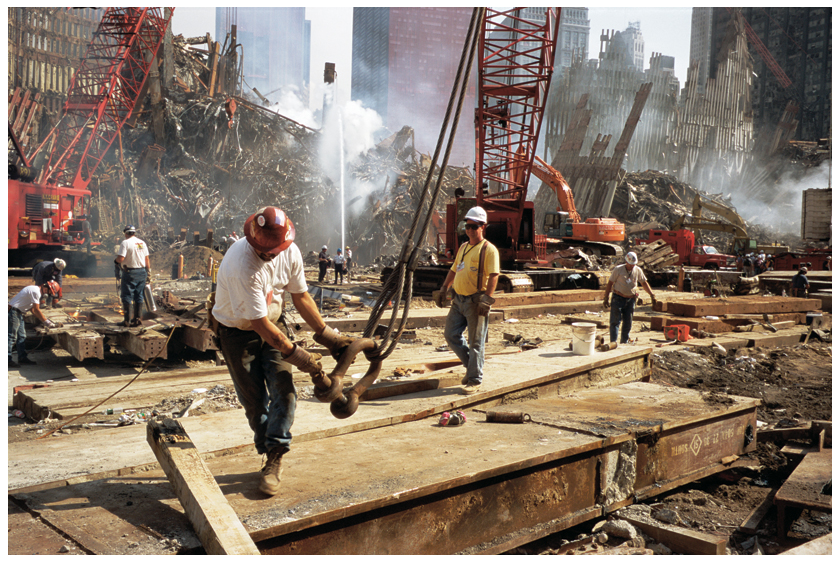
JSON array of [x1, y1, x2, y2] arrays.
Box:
[[362, 7, 485, 361]]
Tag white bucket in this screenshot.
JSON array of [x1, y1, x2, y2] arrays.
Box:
[[571, 322, 598, 356]]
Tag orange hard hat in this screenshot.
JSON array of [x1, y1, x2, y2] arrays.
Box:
[[244, 206, 295, 254], [44, 280, 60, 297]]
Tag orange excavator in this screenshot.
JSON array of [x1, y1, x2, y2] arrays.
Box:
[[532, 155, 625, 256]]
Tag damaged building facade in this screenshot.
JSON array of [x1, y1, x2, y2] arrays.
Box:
[[539, 9, 829, 236]]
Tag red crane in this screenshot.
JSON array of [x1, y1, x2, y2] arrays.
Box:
[[8, 8, 173, 274], [727, 8, 793, 89], [445, 7, 560, 267]]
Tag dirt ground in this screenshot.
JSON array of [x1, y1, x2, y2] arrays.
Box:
[[7, 271, 832, 554]]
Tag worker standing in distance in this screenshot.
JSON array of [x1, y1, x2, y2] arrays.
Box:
[[32, 258, 66, 308], [439, 206, 499, 395], [317, 245, 330, 282], [790, 267, 809, 298], [344, 246, 353, 281], [114, 225, 151, 327], [9, 282, 57, 367], [211, 206, 354, 496], [603, 252, 656, 345], [333, 248, 346, 285]]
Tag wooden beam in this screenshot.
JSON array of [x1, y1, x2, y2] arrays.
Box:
[[739, 489, 776, 535], [614, 512, 727, 555], [146, 418, 260, 555]]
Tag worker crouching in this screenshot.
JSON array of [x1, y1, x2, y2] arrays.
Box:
[[211, 206, 353, 496]]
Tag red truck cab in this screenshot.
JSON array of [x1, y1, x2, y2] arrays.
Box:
[[646, 229, 735, 270]]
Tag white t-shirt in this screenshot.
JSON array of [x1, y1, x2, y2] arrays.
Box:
[[212, 238, 308, 330], [334, 254, 346, 266], [117, 236, 150, 269], [10, 285, 41, 313], [345, 249, 352, 259]]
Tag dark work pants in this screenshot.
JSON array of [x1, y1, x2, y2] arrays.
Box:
[[218, 324, 296, 456], [609, 294, 636, 344]]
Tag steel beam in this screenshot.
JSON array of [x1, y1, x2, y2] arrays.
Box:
[[52, 329, 105, 361], [113, 330, 168, 361]]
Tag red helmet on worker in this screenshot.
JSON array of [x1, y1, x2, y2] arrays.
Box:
[[43, 280, 60, 297], [244, 206, 295, 254]]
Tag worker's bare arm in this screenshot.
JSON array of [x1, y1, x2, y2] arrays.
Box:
[[290, 291, 327, 335], [485, 273, 499, 298], [250, 316, 294, 354]]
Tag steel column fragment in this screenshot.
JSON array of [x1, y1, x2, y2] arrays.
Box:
[[113, 330, 168, 361], [51, 330, 105, 361]]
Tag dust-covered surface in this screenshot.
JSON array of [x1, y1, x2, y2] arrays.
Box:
[[509, 340, 832, 555], [651, 343, 832, 423]]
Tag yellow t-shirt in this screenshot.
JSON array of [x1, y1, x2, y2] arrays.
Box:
[[450, 239, 500, 296]]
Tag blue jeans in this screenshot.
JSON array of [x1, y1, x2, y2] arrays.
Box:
[[218, 324, 296, 456], [120, 268, 146, 306], [609, 294, 636, 344], [8, 308, 27, 360], [444, 293, 488, 384]]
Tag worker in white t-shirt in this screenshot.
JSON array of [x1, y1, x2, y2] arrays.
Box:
[[115, 225, 151, 327], [211, 206, 354, 496], [9, 283, 56, 367]]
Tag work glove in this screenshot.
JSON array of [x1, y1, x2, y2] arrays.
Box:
[[650, 295, 658, 307], [44, 319, 55, 329], [313, 325, 355, 362], [282, 343, 323, 375], [603, 297, 610, 309], [433, 288, 454, 308], [477, 294, 495, 317]]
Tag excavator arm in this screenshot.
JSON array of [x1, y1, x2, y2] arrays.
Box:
[[532, 155, 581, 223]]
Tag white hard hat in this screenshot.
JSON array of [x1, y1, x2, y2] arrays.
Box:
[[625, 252, 638, 265], [322, 245, 328, 250], [464, 206, 488, 224], [54, 258, 66, 271]]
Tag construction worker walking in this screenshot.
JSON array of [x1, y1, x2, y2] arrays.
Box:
[[114, 225, 150, 327], [439, 206, 500, 395], [603, 252, 657, 345], [211, 206, 353, 496]]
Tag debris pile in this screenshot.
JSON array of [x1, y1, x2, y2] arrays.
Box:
[[83, 37, 475, 268]]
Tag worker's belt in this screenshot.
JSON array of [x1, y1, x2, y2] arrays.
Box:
[[125, 267, 146, 270], [613, 291, 637, 299], [8, 305, 24, 314]]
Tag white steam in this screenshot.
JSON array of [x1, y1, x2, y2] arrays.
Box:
[[268, 88, 317, 129], [730, 164, 831, 236]]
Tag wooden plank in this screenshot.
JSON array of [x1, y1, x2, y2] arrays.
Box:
[[739, 489, 776, 534], [614, 512, 727, 555], [491, 289, 604, 308], [146, 418, 260, 555], [656, 296, 821, 317]]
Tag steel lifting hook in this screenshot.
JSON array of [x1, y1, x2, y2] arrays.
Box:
[[307, 338, 383, 419]]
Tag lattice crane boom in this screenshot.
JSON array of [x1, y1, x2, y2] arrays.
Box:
[[42, 7, 174, 190]]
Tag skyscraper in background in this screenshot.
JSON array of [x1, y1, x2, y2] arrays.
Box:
[[556, 7, 590, 71], [604, 22, 645, 71], [689, 8, 713, 96], [705, 7, 830, 141], [351, 7, 476, 168], [216, 8, 309, 104]]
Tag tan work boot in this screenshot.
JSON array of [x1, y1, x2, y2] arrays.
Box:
[[259, 449, 284, 496]]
